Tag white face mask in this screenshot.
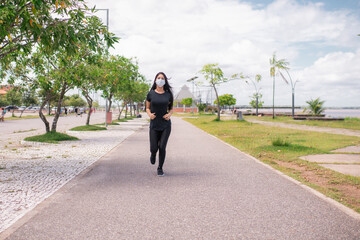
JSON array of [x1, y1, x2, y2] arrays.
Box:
[[155, 79, 165, 87]]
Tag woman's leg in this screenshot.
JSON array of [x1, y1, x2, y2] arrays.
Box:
[[149, 129, 161, 163], [158, 126, 171, 170]]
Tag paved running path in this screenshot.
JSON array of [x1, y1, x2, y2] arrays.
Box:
[[247, 119, 360, 137], [3, 117, 360, 239]]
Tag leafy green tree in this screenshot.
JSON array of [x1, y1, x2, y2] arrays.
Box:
[[270, 53, 289, 118], [131, 80, 150, 116], [214, 94, 236, 108], [97, 55, 142, 121], [249, 93, 264, 109], [2, 8, 117, 132], [66, 94, 86, 107], [0, 0, 118, 81], [199, 63, 244, 120], [0, 95, 8, 107], [196, 103, 207, 112], [305, 97, 325, 115], [93, 101, 99, 108], [5, 87, 22, 116], [181, 98, 193, 107], [116, 71, 148, 118]]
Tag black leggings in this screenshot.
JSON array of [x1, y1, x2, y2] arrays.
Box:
[[149, 126, 171, 169]]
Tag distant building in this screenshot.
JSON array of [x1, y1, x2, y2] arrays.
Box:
[[173, 85, 198, 113], [0, 85, 12, 95]]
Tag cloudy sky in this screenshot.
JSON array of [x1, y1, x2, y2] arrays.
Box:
[[86, 0, 360, 107]]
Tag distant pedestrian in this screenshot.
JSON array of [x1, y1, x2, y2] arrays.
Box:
[[65, 107, 68, 116], [80, 107, 84, 117], [75, 107, 78, 116], [0, 108, 6, 122], [146, 72, 173, 176]]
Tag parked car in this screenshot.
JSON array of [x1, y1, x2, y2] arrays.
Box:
[[5, 105, 18, 110], [18, 106, 26, 111]]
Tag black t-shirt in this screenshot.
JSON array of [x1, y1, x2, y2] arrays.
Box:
[[146, 90, 173, 131]]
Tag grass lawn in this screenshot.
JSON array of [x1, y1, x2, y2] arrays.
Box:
[[69, 125, 107, 131], [245, 115, 360, 131], [24, 132, 79, 143], [95, 121, 120, 126], [183, 114, 360, 213], [114, 116, 137, 122]]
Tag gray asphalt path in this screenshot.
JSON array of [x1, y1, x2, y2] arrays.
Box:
[[4, 117, 360, 239]]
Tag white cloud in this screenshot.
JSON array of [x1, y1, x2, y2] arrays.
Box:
[[86, 0, 360, 107]]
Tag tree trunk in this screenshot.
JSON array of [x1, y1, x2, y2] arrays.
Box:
[[107, 94, 113, 112], [39, 95, 51, 133], [130, 102, 133, 117], [118, 102, 126, 120], [125, 102, 128, 118], [20, 109, 25, 118], [213, 84, 220, 120], [51, 82, 67, 132], [84, 93, 93, 125], [137, 102, 140, 115], [48, 100, 51, 115]]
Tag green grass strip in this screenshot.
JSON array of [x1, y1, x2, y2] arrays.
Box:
[[70, 125, 107, 131], [24, 132, 79, 143]]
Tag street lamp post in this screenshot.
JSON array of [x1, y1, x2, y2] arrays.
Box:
[[97, 9, 109, 127], [186, 76, 198, 113]]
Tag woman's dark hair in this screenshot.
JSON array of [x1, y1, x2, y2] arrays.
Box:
[[151, 72, 173, 95]]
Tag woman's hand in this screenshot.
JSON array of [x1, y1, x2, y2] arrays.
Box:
[[163, 113, 171, 121], [149, 113, 156, 120]]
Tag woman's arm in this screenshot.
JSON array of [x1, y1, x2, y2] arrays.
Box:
[[146, 101, 156, 120]]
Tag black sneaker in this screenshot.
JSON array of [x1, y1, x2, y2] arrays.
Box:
[[157, 168, 165, 177], [150, 154, 156, 165]]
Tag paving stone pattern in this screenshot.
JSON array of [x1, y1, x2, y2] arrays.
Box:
[[0, 119, 147, 233]]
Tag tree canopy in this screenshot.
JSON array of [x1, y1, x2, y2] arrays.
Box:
[[214, 94, 236, 107], [0, 0, 118, 76]]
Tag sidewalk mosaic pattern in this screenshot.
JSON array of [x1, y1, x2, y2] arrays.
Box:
[[0, 119, 147, 233]]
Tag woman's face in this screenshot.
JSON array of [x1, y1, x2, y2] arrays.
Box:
[[156, 74, 165, 82]]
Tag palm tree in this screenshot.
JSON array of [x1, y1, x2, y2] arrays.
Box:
[[305, 98, 325, 115], [269, 53, 289, 119]]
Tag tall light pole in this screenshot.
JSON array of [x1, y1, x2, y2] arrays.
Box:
[[97, 9, 109, 127], [186, 76, 198, 113]]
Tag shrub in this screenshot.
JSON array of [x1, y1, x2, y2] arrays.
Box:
[[272, 137, 291, 147]]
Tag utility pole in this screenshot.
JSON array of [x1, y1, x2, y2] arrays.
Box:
[[186, 76, 198, 113], [98, 9, 109, 127]]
